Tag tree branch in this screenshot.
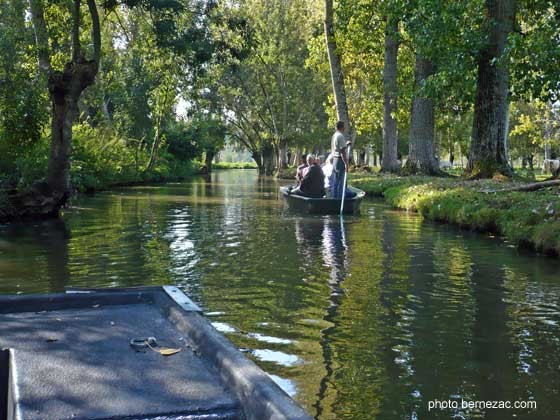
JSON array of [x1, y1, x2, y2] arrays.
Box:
[[481, 180, 560, 193], [86, 0, 101, 65], [72, 0, 81, 61], [28, 0, 52, 74]]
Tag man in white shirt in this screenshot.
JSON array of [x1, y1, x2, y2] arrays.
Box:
[[331, 121, 349, 198]]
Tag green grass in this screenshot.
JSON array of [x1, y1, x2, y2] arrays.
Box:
[[212, 161, 257, 170], [350, 173, 560, 256]]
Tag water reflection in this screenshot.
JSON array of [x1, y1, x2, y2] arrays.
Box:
[[1, 170, 560, 420], [0, 219, 70, 294]]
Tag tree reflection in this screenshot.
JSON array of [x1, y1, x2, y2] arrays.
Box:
[[0, 219, 70, 293]]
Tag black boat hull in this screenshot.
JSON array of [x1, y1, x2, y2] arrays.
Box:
[[281, 186, 366, 214], [0, 286, 311, 420]]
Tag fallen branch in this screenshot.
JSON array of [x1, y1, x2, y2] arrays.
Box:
[[481, 179, 560, 193]]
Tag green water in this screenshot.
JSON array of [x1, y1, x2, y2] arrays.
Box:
[[1, 170, 559, 420]]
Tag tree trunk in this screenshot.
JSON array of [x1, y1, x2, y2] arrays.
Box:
[[293, 147, 301, 167], [145, 124, 162, 173], [358, 149, 366, 165], [381, 16, 400, 173], [544, 143, 551, 160], [278, 140, 288, 169], [205, 150, 214, 173], [467, 0, 516, 178], [262, 145, 275, 175], [324, 0, 355, 155], [47, 89, 77, 198], [19, 0, 101, 219], [405, 55, 441, 175], [252, 151, 264, 175]]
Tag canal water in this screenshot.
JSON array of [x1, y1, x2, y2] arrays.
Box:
[[1, 170, 559, 420]]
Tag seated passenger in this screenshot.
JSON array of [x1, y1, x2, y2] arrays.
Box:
[[323, 153, 356, 199], [290, 155, 325, 198], [295, 154, 308, 184], [322, 154, 335, 197], [301, 154, 314, 178]]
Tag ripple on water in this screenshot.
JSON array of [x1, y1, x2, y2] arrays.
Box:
[[247, 333, 293, 345], [211, 322, 237, 334], [2, 171, 560, 420], [251, 349, 302, 367]]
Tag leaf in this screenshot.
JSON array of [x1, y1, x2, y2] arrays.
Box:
[[146, 341, 181, 356], [157, 348, 182, 357]]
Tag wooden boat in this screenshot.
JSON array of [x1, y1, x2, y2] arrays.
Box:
[[280, 186, 366, 214], [0, 286, 311, 420]]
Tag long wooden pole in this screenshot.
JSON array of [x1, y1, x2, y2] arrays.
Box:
[[340, 145, 351, 215]]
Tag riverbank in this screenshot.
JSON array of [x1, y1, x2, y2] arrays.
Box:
[[0, 158, 256, 222], [350, 174, 560, 256]]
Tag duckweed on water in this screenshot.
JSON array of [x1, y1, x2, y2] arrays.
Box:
[[351, 174, 560, 256]]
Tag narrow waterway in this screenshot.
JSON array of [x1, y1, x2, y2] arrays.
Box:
[[1, 170, 559, 420]]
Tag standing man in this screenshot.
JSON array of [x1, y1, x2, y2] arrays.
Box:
[[331, 121, 349, 198]]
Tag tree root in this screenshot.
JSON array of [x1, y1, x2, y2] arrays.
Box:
[[0, 182, 66, 222]]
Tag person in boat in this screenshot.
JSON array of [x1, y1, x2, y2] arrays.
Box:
[[322, 154, 335, 197], [295, 154, 308, 184], [331, 121, 350, 198], [289, 155, 326, 198], [330, 122, 357, 199]]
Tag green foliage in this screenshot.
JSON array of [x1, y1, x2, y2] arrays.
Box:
[[0, 0, 48, 171], [71, 124, 141, 191], [70, 123, 196, 191], [210, 0, 329, 167], [13, 138, 50, 187], [510, 2, 560, 101], [509, 100, 560, 166], [211, 161, 257, 170]]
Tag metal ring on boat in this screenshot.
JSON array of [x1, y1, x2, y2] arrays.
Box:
[[129, 337, 157, 350]]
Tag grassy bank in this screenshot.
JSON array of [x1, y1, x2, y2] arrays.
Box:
[[212, 162, 257, 170], [350, 173, 560, 256]]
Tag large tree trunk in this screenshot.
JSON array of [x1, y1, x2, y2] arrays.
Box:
[[404, 55, 441, 175], [324, 0, 355, 155], [47, 61, 98, 197], [262, 145, 275, 175], [467, 0, 516, 178], [15, 0, 101, 220], [381, 16, 400, 173], [252, 151, 264, 175], [204, 150, 214, 173]]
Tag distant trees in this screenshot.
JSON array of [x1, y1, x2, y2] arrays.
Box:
[[1, 0, 559, 217], [509, 101, 560, 171], [212, 0, 328, 175]]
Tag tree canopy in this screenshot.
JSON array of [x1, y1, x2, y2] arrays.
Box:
[[1, 0, 559, 216]]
